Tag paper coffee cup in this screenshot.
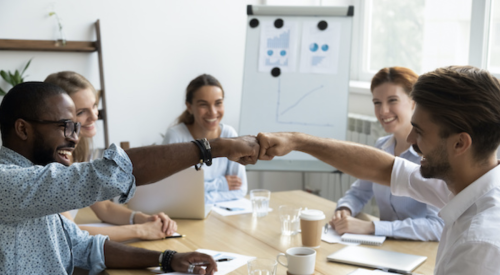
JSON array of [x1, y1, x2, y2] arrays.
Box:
[[300, 209, 325, 248]]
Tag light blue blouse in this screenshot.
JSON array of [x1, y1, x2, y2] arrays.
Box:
[[336, 135, 444, 241], [162, 123, 247, 203], [0, 144, 136, 274]]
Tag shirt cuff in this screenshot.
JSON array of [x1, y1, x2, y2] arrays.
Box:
[[218, 176, 230, 192], [89, 235, 109, 275], [335, 204, 355, 215], [103, 144, 136, 204], [373, 220, 393, 237]]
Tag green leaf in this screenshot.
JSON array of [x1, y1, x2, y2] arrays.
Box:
[[0, 70, 10, 83], [21, 58, 32, 76], [0, 87, 6, 96], [14, 70, 21, 85]]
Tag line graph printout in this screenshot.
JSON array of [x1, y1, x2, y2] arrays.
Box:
[[276, 78, 335, 126], [300, 20, 341, 74], [259, 21, 298, 72]]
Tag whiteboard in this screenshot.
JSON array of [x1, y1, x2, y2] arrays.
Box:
[[239, 5, 354, 172]]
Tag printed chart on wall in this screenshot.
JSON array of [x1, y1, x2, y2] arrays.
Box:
[[259, 20, 298, 72], [300, 20, 341, 74]]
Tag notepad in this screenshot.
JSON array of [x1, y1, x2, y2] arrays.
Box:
[[341, 233, 386, 246]]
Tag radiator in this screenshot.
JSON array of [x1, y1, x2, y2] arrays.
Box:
[[304, 113, 385, 216]]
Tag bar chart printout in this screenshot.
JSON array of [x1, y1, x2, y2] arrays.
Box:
[[259, 20, 298, 72]]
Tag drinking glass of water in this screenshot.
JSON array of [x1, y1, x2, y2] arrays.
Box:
[[279, 205, 301, 236], [247, 258, 277, 275], [250, 189, 271, 217]]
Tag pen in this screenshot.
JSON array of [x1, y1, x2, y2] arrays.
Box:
[[165, 234, 186, 239], [192, 258, 233, 266], [324, 223, 329, 233], [215, 205, 245, 211]]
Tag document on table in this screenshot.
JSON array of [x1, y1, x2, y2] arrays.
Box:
[[150, 249, 255, 275], [321, 225, 359, 246], [212, 198, 272, 216], [347, 268, 401, 275]]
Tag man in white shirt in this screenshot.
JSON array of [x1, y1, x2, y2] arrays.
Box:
[[256, 66, 500, 274]]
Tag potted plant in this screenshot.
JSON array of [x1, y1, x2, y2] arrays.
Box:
[[0, 58, 32, 96]]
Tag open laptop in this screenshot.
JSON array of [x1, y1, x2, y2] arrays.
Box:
[[327, 246, 427, 274], [127, 167, 211, 219]]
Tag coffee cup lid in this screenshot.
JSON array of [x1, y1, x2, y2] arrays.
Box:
[[299, 209, 325, 221]]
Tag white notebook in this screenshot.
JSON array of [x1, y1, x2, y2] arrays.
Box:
[[341, 233, 386, 246]]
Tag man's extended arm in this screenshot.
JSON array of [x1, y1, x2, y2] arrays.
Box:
[[103, 240, 217, 274], [127, 136, 259, 186], [257, 132, 395, 186]]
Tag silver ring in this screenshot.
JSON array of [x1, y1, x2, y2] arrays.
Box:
[[188, 264, 195, 273]]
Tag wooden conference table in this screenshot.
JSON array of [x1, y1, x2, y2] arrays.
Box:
[[75, 190, 438, 275]]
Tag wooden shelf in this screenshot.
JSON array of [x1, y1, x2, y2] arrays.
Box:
[[0, 39, 97, 52], [0, 20, 110, 148]]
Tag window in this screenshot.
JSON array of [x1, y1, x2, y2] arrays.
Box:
[[488, 1, 500, 73], [361, 0, 472, 80]]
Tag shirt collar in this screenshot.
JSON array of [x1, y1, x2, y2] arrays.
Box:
[[0, 146, 34, 167], [380, 135, 420, 158], [439, 164, 500, 225]]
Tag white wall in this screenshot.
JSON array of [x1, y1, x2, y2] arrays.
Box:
[[0, 0, 374, 191]]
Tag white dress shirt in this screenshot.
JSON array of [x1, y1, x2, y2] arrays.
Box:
[[391, 157, 500, 274]]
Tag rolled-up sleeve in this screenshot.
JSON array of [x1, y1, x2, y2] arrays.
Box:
[[1, 144, 136, 221], [62, 216, 108, 275], [391, 157, 449, 209]]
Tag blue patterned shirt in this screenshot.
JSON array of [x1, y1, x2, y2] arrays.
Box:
[[0, 144, 136, 274], [336, 135, 444, 241]]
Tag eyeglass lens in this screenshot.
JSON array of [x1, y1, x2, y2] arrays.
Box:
[[65, 121, 81, 138]]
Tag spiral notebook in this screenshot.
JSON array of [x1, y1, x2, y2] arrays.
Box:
[[341, 233, 386, 246]]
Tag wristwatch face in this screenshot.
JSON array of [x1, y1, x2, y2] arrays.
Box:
[[203, 138, 211, 150]]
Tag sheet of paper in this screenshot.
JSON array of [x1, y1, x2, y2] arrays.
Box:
[[348, 268, 400, 275], [299, 20, 341, 74], [258, 20, 298, 73], [321, 225, 359, 246], [212, 198, 272, 216], [150, 249, 255, 275]]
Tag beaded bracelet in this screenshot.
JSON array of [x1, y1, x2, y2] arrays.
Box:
[[191, 138, 212, 171], [160, 250, 177, 272]]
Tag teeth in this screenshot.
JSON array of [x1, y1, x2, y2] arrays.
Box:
[[206, 118, 217, 122], [57, 150, 72, 156], [383, 117, 396, 123], [421, 156, 426, 161]]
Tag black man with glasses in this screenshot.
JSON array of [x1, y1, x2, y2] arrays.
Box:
[[0, 82, 259, 274]]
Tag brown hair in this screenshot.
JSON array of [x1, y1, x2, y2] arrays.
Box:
[[177, 74, 224, 125], [371, 67, 419, 95], [44, 71, 97, 162], [412, 66, 500, 160]]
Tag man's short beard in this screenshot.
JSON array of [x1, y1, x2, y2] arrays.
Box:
[[32, 128, 57, 166], [420, 142, 451, 180]]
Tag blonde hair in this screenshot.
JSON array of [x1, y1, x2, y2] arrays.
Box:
[[44, 71, 97, 162]]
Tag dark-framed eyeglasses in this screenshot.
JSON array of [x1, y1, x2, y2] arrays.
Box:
[[22, 118, 81, 138]]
